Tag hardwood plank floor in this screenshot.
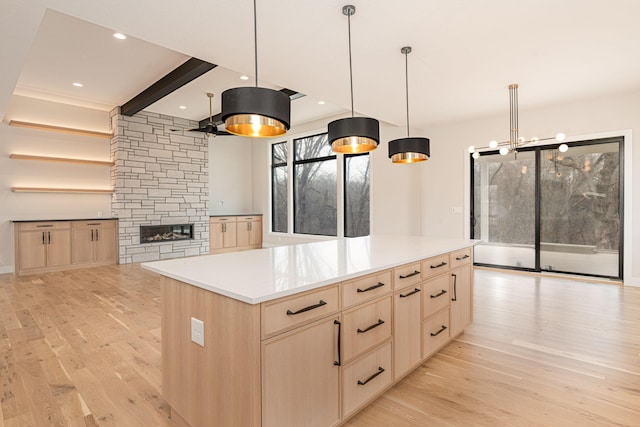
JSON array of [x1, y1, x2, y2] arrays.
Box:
[[1, 265, 638, 426]]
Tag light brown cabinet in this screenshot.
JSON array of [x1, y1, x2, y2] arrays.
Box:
[[14, 219, 118, 275], [15, 222, 71, 274], [210, 215, 262, 254], [71, 220, 117, 265], [160, 246, 474, 427]]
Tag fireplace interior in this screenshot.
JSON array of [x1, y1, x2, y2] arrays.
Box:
[[140, 224, 194, 243]]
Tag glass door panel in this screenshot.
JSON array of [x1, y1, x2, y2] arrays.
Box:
[[473, 151, 536, 268], [540, 143, 620, 277]]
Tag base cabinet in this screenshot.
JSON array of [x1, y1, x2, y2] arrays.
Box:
[[71, 220, 117, 265], [262, 316, 341, 427], [210, 215, 262, 254], [393, 285, 422, 379], [450, 264, 473, 337]]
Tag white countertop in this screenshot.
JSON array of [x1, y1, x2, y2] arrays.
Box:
[[141, 235, 477, 304]]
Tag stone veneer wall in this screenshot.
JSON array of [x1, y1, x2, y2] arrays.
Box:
[[110, 108, 209, 264]]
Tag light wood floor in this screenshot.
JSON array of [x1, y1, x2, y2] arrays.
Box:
[[1, 266, 639, 426]]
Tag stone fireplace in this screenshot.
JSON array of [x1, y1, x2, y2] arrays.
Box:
[[139, 224, 194, 244], [110, 108, 209, 263]]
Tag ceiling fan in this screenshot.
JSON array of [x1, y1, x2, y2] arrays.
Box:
[[187, 92, 232, 136]]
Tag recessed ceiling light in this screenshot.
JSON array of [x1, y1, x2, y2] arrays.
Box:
[[318, 101, 326, 105], [113, 33, 127, 40], [72, 82, 83, 87], [240, 75, 249, 80], [179, 105, 187, 110]]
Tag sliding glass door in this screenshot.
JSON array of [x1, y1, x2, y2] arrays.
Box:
[[471, 137, 623, 279]]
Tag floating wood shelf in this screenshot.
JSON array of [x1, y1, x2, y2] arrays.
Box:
[[10, 154, 114, 166], [8, 120, 113, 139], [11, 187, 114, 194]]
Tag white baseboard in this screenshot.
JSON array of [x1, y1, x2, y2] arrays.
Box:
[[0, 265, 14, 274]]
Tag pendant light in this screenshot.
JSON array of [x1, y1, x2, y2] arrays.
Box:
[[328, 5, 379, 154], [388, 46, 430, 163], [221, 0, 290, 138]]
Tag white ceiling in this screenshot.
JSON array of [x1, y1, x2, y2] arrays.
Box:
[[3, 0, 640, 132]]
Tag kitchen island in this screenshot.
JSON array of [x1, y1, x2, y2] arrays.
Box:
[[142, 235, 476, 427]]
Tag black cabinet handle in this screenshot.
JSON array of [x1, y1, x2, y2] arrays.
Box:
[[333, 319, 341, 366], [452, 273, 457, 301], [286, 300, 327, 316], [430, 262, 447, 269], [95, 229, 99, 241], [357, 319, 385, 334], [357, 367, 385, 386], [430, 325, 447, 337], [400, 288, 421, 298], [430, 289, 447, 299], [399, 270, 420, 279], [91, 229, 94, 241], [456, 254, 470, 261], [48, 231, 51, 244], [357, 282, 385, 293], [36, 224, 53, 228], [41, 232, 45, 245]]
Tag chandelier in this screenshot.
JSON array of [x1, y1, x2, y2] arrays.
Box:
[[468, 84, 567, 158]]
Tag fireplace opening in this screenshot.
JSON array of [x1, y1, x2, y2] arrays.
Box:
[[140, 224, 194, 244]]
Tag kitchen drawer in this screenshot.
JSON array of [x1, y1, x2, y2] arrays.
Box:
[[261, 285, 339, 338], [210, 216, 237, 224], [342, 270, 392, 309], [421, 253, 450, 280], [450, 247, 472, 268], [16, 221, 71, 231], [423, 308, 450, 358], [393, 262, 422, 288], [72, 220, 116, 229], [423, 274, 451, 319], [237, 215, 260, 222], [342, 296, 392, 362], [342, 341, 392, 419]]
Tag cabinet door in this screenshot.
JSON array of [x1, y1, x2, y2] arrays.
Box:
[[450, 265, 473, 337], [18, 230, 47, 270], [393, 285, 422, 379], [46, 229, 71, 267], [95, 223, 117, 262], [71, 227, 94, 264], [249, 218, 262, 246], [262, 316, 341, 427], [223, 222, 237, 248], [236, 220, 250, 247], [210, 222, 224, 251]]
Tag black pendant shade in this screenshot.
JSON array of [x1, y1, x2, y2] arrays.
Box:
[[328, 116, 379, 154], [388, 137, 430, 163], [221, 87, 290, 138]]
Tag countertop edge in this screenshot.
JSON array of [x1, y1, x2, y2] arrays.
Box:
[[12, 217, 119, 223]]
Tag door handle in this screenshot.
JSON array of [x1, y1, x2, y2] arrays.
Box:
[[91, 229, 94, 241]]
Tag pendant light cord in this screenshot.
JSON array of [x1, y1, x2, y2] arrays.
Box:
[[404, 50, 410, 137], [254, 0, 258, 87], [347, 10, 354, 117]]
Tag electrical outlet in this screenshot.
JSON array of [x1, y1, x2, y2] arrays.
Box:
[[191, 317, 204, 347]]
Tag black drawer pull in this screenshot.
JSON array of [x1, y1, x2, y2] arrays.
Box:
[[357, 282, 385, 293], [430, 325, 447, 337], [357, 319, 385, 334], [87, 223, 101, 225], [358, 367, 385, 386], [400, 288, 421, 298], [36, 224, 53, 228], [430, 262, 447, 269], [430, 289, 447, 299], [399, 270, 420, 279], [456, 254, 470, 261], [286, 300, 327, 316]]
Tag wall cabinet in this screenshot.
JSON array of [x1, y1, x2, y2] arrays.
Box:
[[161, 246, 474, 427], [71, 220, 117, 265], [210, 215, 262, 254], [14, 219, 118, 275]]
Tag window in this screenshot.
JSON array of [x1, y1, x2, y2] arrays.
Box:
[[293, 133, 337, 236], [270, 132, 370, 237], [271, 142, 288, 233]]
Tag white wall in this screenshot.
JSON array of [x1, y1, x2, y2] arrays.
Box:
[[420, 90, 640, 286], [209, 135, 254, 215], [252, 114, 424, 247], [0, 95, 112, 273]]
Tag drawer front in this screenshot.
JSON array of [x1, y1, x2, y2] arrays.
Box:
[[17, 221, 71, 231], [342, 296, 392, 361], [238, 216, 260, 222], [393, 262, 422, 288], [342, 341, 392, 418], [72, 220, 116, 229], [423, 274, 451, 319], [423, 308, 451, 359], [450, 247, 472, 268], [210, 216, 237, 224], [421, 254, 450, 280], [342, 270, 392, 309], [261, 285, 339, 338]]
